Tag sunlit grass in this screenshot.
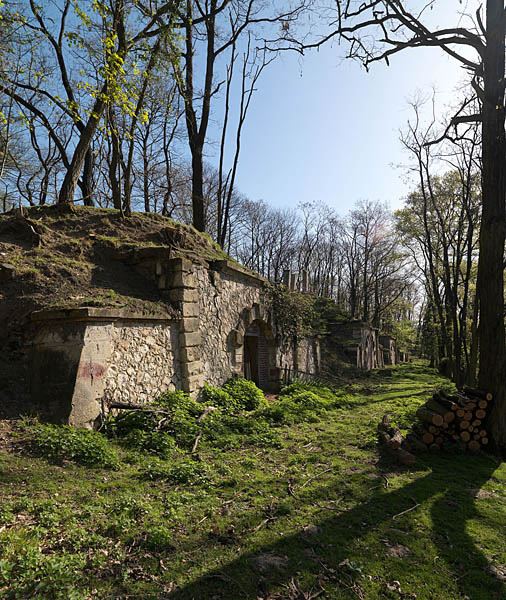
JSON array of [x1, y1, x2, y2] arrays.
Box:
[[0, 362, 505, 599]]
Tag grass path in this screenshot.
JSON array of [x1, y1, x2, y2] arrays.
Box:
[[1, 362, 505, 599]]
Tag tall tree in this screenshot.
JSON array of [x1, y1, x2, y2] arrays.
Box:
[[305, 1, 506, 450]]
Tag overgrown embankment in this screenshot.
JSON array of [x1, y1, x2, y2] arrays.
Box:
[[1, 362, 505, 600], [0, 205, 232, 417]]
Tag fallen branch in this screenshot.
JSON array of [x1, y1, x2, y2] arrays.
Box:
[[298, 467, 334, 490], [192, 406, 218, 453], [191, 432, 203, 454], [108, 402, 170, 415], [252, 517, 273, 533], [392, 497, 420, 521]]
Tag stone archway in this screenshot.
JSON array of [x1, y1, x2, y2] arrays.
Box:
[[227, 302, 278, 390]]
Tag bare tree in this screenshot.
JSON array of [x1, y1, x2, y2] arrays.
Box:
[[302, 1, 506, 450]]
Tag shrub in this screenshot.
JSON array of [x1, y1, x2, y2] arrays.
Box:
[[119, 430, 181, 459], [156, 390, 202, 416], [0, 504, 14, 525], [0, 544, 89, 600], [222, 377, 267, 410], [30, 424, 120, 469], [105, 390, 202, 450], [199, 412, 282, 448], [104, 409, 159, 438], [259, 391, 331, 426], [201, 384, 240, 413]]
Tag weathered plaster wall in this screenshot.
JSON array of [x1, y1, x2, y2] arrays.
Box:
[[334, 322, 388, 370], [31, 310, 176, 428]]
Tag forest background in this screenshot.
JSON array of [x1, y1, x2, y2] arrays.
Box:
[[0, 1, 494, 426]]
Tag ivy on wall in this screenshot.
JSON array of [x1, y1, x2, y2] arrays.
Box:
[[262, 282, 316, 344]]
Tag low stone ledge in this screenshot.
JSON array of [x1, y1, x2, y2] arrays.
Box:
[[210, 259, 267, 284], [31, 307, 174, 323]]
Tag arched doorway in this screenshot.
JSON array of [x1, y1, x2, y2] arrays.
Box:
[[243, 320, 274, 389]]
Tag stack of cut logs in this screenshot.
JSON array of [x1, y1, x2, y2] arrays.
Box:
[[404, 386, 493, 453]]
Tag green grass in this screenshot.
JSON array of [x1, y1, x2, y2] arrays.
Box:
[[1, 362, 505, 599]]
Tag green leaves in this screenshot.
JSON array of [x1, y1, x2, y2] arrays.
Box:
[[29, 423, 120, 469], [263, 282, 316, 343]]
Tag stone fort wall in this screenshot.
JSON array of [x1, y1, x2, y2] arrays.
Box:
[[30, 258, 320, 427]]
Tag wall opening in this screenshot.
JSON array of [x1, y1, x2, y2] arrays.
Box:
[[243, 319, 274, 389]]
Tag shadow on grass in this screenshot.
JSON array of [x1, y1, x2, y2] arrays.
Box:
[[169, 454, 504, 600]]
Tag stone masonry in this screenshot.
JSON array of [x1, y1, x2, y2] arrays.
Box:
[[30, 257, 320, 427]]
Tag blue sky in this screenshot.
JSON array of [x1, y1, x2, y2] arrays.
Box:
[[206, 1, 480, 217]]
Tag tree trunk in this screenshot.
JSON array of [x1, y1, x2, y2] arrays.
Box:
[[108, 109, 122, 212], [78, 149, 95, 206], [467, 290, 479, 387], [478, 0, 506, 452], [58, 92, 106, 204], [191, 145, 205, 231]]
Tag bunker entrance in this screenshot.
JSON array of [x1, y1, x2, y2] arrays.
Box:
[[243, 320, 273, 389]]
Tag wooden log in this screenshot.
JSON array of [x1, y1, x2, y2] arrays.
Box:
[[426, 398, 457, 423], [472, 419, 481, 427], [416, 407, 444, 427], [456, 409, 466, 418], [379, 414, 391, 429], [404, 433, 428, 452], [463, 386, 493, 401], [378, 430, 391, 447], [473, 434, 481, 441], [455, 392, 470, 405], [478, 399, 488, 410], [379, 429, 403, 450], [435, 436, 443, 445], [428, 425, 439, 435], [422, 432, 435, 445], [378, 417, 404, 451], [468, 440, 480, 452], [481, 437, 489, 445], [464, 412, 473, 421], [426, 397, 451, 416], [432, 393, 458, 411], [441, 421, 449, 429], [475, 409, 487, 420], [468, 427, 474, 433], [412, 423, 434, 444], [412, 424, 434, 445], [439, 390, 460, 405], [392, 447, 417, 466], [479, 430, 487, 437], [460, 431, 471, 442], [459, 420, 470, 430], [388, 429, 404, 450], [429, 443, 440, 452]]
